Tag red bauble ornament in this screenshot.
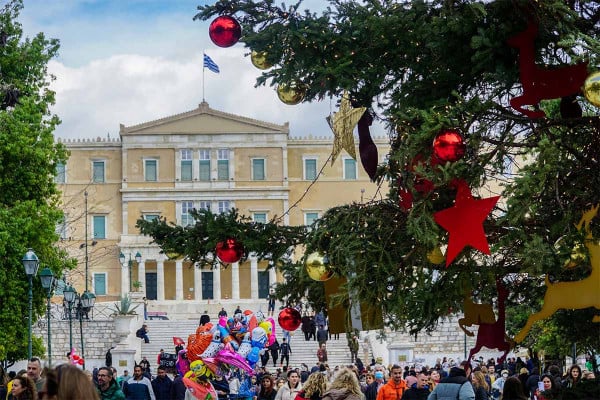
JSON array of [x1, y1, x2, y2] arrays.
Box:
[[278, 307, 301, 331], [216, 238, 244, 264], [432, 129, 466, 163], [209, 15, 241, 48]]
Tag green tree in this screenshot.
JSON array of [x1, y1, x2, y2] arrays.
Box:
[[140, 0, 600, 352], [0, 0, 71, 364]]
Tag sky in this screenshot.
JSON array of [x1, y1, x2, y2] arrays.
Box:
[[18, 0, 385, 140]]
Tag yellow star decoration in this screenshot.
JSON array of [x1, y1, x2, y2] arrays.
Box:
[[328, 91, 366, 165]]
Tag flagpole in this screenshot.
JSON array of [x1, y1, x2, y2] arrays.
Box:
[[202, 52, 206, 102]]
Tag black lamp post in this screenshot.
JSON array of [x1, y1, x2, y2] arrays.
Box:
[[39, 268, 55, 366], [22, 249, 40, 360], [63, 285, 76, 356], [78, 290, 96, 370], [62, 285, 95, 370], [119, 251, 142, 291]]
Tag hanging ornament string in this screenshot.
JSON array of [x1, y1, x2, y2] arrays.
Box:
[[273, 152, 333, 224]]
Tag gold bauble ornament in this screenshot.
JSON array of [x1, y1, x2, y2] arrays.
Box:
[[583, 71, 600, 107], [305, 252, 334, 281], [251, 51, 272, 70], [277, 82, 306, 105], [427, 247, 445, 265]]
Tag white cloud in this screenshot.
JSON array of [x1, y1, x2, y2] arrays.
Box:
[[23, 0, 386, 141]]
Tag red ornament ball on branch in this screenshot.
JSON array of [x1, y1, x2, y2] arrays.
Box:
[[216, 238, 244, 264], [209, 15, 242, 48], [278, 307, 302, 331], [433, 129, 466, 163]]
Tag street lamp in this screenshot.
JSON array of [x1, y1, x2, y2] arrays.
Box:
[[78, 290, 96, 370], [39, 268, 54, 366], [119, 251, 142, 291], [62, 285, 95, 370], [22, 249, 40, 360], [63, 285, 76, 356]]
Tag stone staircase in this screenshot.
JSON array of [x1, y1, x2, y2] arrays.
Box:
[[139, 317, 371, 372]]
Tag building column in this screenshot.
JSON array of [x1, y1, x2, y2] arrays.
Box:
[[231, 262, 240, 300], [250, 255, 258, 300], [194, 264, 202, 301], [156, 258, 165, 301], [175, 260, 184, 300], [269, 266, 276, 289], [138, 260, 146, 296], [212, 263, 221, 301], [121, 264, 130, 297]]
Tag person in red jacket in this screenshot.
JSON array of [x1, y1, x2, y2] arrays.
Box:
[[376, 365, 407, 400]]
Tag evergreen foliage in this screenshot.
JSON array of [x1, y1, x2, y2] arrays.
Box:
[[140, 0, 600, 355], [0, 0, 72, 363]]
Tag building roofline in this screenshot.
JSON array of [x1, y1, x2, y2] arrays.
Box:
[[120, 101, 289, 135]]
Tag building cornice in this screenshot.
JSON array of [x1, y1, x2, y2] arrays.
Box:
[[120, 101, 289, 135]]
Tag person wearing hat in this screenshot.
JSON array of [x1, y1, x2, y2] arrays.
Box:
[[427, 365, 475, 400], [491, 370, 509, 400]]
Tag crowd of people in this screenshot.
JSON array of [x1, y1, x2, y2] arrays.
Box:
[[0, 350, 598, 400]]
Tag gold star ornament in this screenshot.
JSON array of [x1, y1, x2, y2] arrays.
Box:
[[328, 91, 366, 165]]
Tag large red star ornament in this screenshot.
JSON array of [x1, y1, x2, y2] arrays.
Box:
[[434, 180, 500, 267]]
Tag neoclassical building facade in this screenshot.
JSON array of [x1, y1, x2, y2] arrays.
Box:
[[55, 102, 390, 307]]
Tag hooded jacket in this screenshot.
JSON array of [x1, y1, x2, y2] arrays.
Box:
[[427, 367, 475, 400]]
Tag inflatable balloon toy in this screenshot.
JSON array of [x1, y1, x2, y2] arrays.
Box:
[[237, 332, 252, 359], [199, 330, 224, 359], [259, 319, 275, 347], [187, 324, 216, 362], [176, 349, 190, 377], [183, 376, 218, 400], [189, 359, 215, 380], [216, 348, 254, 374], [247, 326, 267, 367], [218, 322, 240, 351]]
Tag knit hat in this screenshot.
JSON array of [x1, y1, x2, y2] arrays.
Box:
[[501, 370, 509, 376], [405, 376, 418, 388]]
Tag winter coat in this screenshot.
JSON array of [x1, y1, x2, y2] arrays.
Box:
[[98, 380, 127, 400], [426, 375, 475, 400], [401, 387, 430, 400], [376, 379, 407, 400], [123, 377, 156, 400], [275, 382, 303, 400], [322, 388, 362, 400], [151, 376, 173, 400]]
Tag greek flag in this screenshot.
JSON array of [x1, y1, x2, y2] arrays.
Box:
[[203, 53, 220, 73]]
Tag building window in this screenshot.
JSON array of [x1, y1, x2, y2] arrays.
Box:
[[199, 149, 211, 181], [253, 212, 267, 223], [343, 158, 357, 180], [181, 201, 194, 226], [198, 201, 211, 211], [252, 158, 265, 180], [305, 212, 319, 226], [55, 162, 66, 183], [93, 273, 107, 295], [144, 214, 160, 222], [218, 201, 231, 214], [144, 159, 158, 181], [92, 161, 105, 183], [217, 149, 229, 180], [304, 158, 317, 180], [181, 149, 192, 181], [92, 215, 106, 239]]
